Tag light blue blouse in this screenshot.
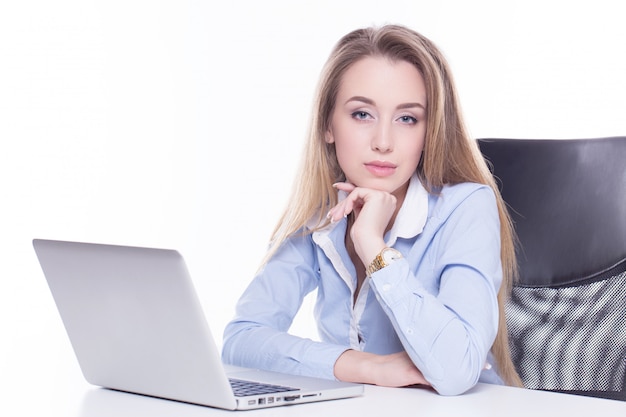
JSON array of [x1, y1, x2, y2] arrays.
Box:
[[222, 174, 504, 395]]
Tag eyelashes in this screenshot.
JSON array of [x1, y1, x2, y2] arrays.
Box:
[[351, 111, 371, 120], [350, 111, 418, 125], [398, 115, 418, 124]]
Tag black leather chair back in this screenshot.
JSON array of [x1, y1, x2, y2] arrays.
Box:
[[479, 137, 626, 286], [479, 137, 626, 401]]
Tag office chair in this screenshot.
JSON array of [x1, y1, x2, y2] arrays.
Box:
[[478, 137, 626, 401]]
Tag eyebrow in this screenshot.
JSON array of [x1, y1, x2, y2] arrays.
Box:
[[345, 96, 426, 110]]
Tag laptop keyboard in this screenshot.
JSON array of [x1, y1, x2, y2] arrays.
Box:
[[229, 378, 299, 397]]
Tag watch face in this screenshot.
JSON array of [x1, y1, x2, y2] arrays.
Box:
[[382, 248, 402, 264]]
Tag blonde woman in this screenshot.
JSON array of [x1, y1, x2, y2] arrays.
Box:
[[222, 24, 522, 395]]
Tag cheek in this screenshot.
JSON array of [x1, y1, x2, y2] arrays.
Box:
[[334, 141, 354, 170], [399, 129, 426, 154], [330, 124, 362, 160], [332, 138, 363, 182]]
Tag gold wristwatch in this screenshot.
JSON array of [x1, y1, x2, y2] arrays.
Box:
[[366, 247, 403, 277]]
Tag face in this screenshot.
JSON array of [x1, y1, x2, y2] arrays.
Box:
[[326, 56, 427, 201]]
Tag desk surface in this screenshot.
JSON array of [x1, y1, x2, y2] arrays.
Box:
[[2, 284, 624, 416], [4, 378, 625, 416]]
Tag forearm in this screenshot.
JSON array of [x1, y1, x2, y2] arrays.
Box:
[[222, 322, 348, 380], [369, 261, 497, 395]]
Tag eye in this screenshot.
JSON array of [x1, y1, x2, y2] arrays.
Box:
[[351, 111, 372, 121], [398, 115, 418, 124]]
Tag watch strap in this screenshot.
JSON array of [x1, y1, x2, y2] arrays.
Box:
[[366, 247, 401, 277]]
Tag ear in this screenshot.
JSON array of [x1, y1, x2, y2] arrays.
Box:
[[325, 129, 335, 144]]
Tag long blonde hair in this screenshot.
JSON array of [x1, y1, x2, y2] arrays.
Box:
[[266, 24, 522, 387]]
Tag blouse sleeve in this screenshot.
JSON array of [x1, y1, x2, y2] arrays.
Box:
[[221, 232, 349, 380], [369, 186, 502, 395]]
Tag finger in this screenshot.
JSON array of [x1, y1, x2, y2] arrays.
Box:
[[326, 199, 349, 223], [339, 188, 366, 217], [327, 183, 357, 222], [332, 182, 356, 193], [327, 188, 362, 222]]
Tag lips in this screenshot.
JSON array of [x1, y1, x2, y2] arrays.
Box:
[[364, 161, 397, 177]]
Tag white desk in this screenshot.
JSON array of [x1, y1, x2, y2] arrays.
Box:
[[5, 379, 625, 416], [2, 280, 624, 416]]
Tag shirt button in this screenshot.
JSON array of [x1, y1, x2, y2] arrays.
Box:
[[406, 328, 414, 335], [382, 284, 392, 292]]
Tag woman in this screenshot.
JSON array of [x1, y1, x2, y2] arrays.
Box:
[[222, 24, 522, 395]]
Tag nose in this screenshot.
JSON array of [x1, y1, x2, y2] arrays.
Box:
[[372, 123, 392, 153]]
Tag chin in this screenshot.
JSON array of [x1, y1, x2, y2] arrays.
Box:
[[359, 180, 400, 194]]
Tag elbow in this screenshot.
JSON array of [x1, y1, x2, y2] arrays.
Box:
[[221, 333, 236, 364], [431, 377, 477, 396], [220, 327, 237, 364], [418, 326, 489, 395], [424, 359, 481, 396], [221, 320, 255, 365]]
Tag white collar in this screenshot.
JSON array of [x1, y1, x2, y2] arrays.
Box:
[[385, 172, 429, 246]]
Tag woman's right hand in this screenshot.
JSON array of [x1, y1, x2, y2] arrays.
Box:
[[328, 182, 397, 268]]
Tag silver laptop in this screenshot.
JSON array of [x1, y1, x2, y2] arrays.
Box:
[[33, 239, 363, 410]]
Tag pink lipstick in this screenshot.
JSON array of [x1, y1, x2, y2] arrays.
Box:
[[365, 161, 396, 177]]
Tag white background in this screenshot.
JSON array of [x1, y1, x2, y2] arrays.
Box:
[[1, 0, 625, 412]]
